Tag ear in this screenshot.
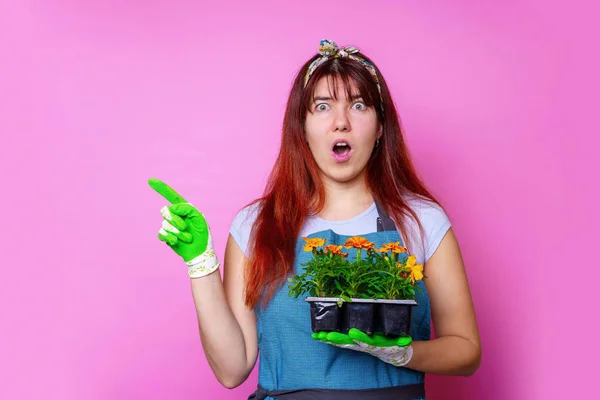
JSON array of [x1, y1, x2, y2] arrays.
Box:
[[377, 124, 383, 139]]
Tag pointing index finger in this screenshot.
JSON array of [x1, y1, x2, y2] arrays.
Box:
[[148, 178, 187, 204]]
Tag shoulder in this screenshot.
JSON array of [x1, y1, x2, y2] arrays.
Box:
[[403, 194, 453, 264], [405, 194, 450, 228], [229, 200, 263, 257], [231, 201, 262, 232]]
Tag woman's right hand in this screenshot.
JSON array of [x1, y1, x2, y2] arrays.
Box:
[[148, 178, 258, 387], [148, 178, 220, 278]]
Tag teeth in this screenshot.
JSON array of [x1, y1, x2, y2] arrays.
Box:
[[335, 142, 348, 147]]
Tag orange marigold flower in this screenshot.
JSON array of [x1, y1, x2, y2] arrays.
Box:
[[343, 236, 375, 250], [324, 245, 348, 257], [380, 242, 408, 254], [303, 237, 327, 252]]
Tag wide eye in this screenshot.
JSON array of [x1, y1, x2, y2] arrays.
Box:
[[315, 103, 330, 112], [352, 102, 367, 111]]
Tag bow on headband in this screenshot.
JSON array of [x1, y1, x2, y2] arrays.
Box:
[[303, 39, 383, 113]]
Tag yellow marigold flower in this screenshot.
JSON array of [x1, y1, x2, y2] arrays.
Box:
[[380, 242, 408, 254], [343, 236, 375, 250], [410, 264, 424, 283], [303, 237, 326, 252], [405, 255, 424, 283], [324, 245, 348, 257]]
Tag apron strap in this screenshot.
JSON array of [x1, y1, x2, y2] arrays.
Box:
[[375, 201, 397, 232], [249, 382, 425, 400]]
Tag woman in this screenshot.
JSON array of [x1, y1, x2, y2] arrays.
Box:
[[150, 39, 481, 399]]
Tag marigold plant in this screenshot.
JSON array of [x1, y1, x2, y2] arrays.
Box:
[[288, 236, 426, 301]]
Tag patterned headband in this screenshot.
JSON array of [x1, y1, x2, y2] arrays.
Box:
[[304, 39, 384, 112]]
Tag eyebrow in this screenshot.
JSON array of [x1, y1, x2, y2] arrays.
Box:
[[313, 94, 364, 102]]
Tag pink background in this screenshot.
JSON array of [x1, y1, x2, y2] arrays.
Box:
[[1, 1, 596, 399]]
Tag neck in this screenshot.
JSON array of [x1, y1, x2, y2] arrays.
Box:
[[316, 172, 374, 221]]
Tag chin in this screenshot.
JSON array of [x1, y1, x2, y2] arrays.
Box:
[[325, 169, 363, 184], [317, 157, 368, 184]]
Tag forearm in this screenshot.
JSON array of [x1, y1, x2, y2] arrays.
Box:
[[405, 336, 481, 376], [190, 271, 252, 387]]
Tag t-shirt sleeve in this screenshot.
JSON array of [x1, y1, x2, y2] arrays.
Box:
[[229, 202, 261, 258], [404, 197, 452, 264], [420, 201, 452, 263]]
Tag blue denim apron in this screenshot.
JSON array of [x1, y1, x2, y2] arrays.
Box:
[[248, 203, 430, 399]]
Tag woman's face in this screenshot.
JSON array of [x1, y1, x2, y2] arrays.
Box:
[[305, 76, 381, 184]]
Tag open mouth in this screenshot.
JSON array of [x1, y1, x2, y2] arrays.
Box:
[[331, 139, 352, 162]]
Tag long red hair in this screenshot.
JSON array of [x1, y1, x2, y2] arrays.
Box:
[[243, 50, 441, 309]]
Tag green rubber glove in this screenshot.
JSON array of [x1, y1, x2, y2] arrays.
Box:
[[148, 178, 220, 278], [312, 328, 414, 367]]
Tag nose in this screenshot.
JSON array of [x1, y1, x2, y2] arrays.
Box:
[[333, 109, 350, 132]]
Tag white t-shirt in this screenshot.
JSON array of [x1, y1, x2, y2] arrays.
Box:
[[229, 195, 452, 266]]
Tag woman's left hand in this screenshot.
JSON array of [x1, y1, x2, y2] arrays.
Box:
[[312, 328, 413, 367]]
